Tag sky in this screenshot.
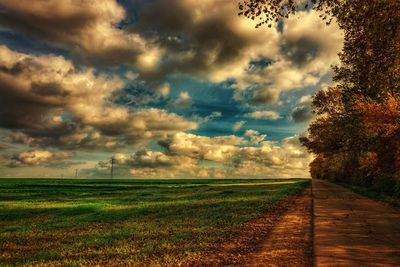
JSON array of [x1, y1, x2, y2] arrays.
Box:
[[0, 0, 343, 179]]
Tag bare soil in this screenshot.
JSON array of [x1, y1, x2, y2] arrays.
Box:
[[243, 186, 313, 267], [187, 186, 313, 266]]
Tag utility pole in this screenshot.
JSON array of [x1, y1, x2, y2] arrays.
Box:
[[110, 157, 116, 179], [75, 168, 78, 179]]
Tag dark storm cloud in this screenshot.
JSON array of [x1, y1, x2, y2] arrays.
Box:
[[31, 82, 70, 97], [133, 0, 190, 36], [0, 0, 273, 80], [251, 89, 280, 104], [129, 0, 280, 81], [0, 0, 343, 109], [0, 2, 96, 39], [0, 0, 152, 66], [291, 96, 315, 123], [281, 37, 321, 67], [292, 105, 314, 122], [0, 75, 62, 130]]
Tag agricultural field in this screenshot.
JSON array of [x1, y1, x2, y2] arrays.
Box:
[[0, 178, 309, 266]]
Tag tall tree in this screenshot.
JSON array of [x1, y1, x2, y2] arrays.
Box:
[[239, 0, 400, 194]]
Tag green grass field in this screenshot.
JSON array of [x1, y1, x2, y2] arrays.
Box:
[[0, 178, 309, 266]]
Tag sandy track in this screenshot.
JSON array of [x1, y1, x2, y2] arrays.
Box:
[[313, 179, 400, 266]]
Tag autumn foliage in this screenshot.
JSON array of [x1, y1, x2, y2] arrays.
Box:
[[302, 0, 400, 196], [240, 0, 400, 196], [303, 94, 400, 196]]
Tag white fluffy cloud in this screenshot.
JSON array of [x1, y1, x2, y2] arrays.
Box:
[[244, 111, 281, 120], [0, 1, 332, 178], [244, 130, 267, 144], [233, 121, 246, 132], [0, 46, 198, 151], [161, 132, 244, 162], [167, 91, 193, 109], [233, 10, 343, 104], [0, 1, 343, 105], [9, 149, 73, 167], [232, 136, 312, 178], [108, 132, 312, 178], [0, 0, 161, 69]]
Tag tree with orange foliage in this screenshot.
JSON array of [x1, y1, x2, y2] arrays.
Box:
[[239, 0, 400, 195]]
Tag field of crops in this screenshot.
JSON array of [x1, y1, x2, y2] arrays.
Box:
[[0, 178, 309, 266]]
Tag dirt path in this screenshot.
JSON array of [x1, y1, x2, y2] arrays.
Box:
[[243, 186, 313, 267], [313, 179, 400, 266]]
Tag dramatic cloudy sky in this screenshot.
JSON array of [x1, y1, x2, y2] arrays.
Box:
[[0, 0, 343, 178]]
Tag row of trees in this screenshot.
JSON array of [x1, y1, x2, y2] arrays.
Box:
[[240, 0, 400, 196]]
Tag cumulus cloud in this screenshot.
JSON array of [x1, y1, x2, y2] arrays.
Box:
[[193, 111, 224, 125], [244, 111, 281, 120], [208, 112, 222, 120], [167, 91, 193, 109], [105, 132, 312, 178], [234, 10, 343, 104], [291, 95, 315, 123], [156, 83, 171, 97], [117, 81, 172, 107], [0, 1, 343, 105], [244, 130, 267, 144], [8, 149, 73, 167], [233, 121, 246, 132], [0, 45, 198, 151], [135, 3, 341, 104], [159, 132, 244, 162], [95, 148, 198, 179], [130, 0, 280, 81], [282, 12, 343, 73], [231, 135, 313, 178], [0, 0, 278, 81], [0, 0, 160, 68], [0, 1, 326, 177]]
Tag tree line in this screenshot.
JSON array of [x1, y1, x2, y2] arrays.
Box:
[[240, 0, 400, 197]]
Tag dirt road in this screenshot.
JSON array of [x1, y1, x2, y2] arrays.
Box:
[[313, 179, 400, 266]]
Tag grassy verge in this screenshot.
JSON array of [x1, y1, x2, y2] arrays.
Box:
[[335, 181, 400, 208], [0, 178, 309, 266]]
